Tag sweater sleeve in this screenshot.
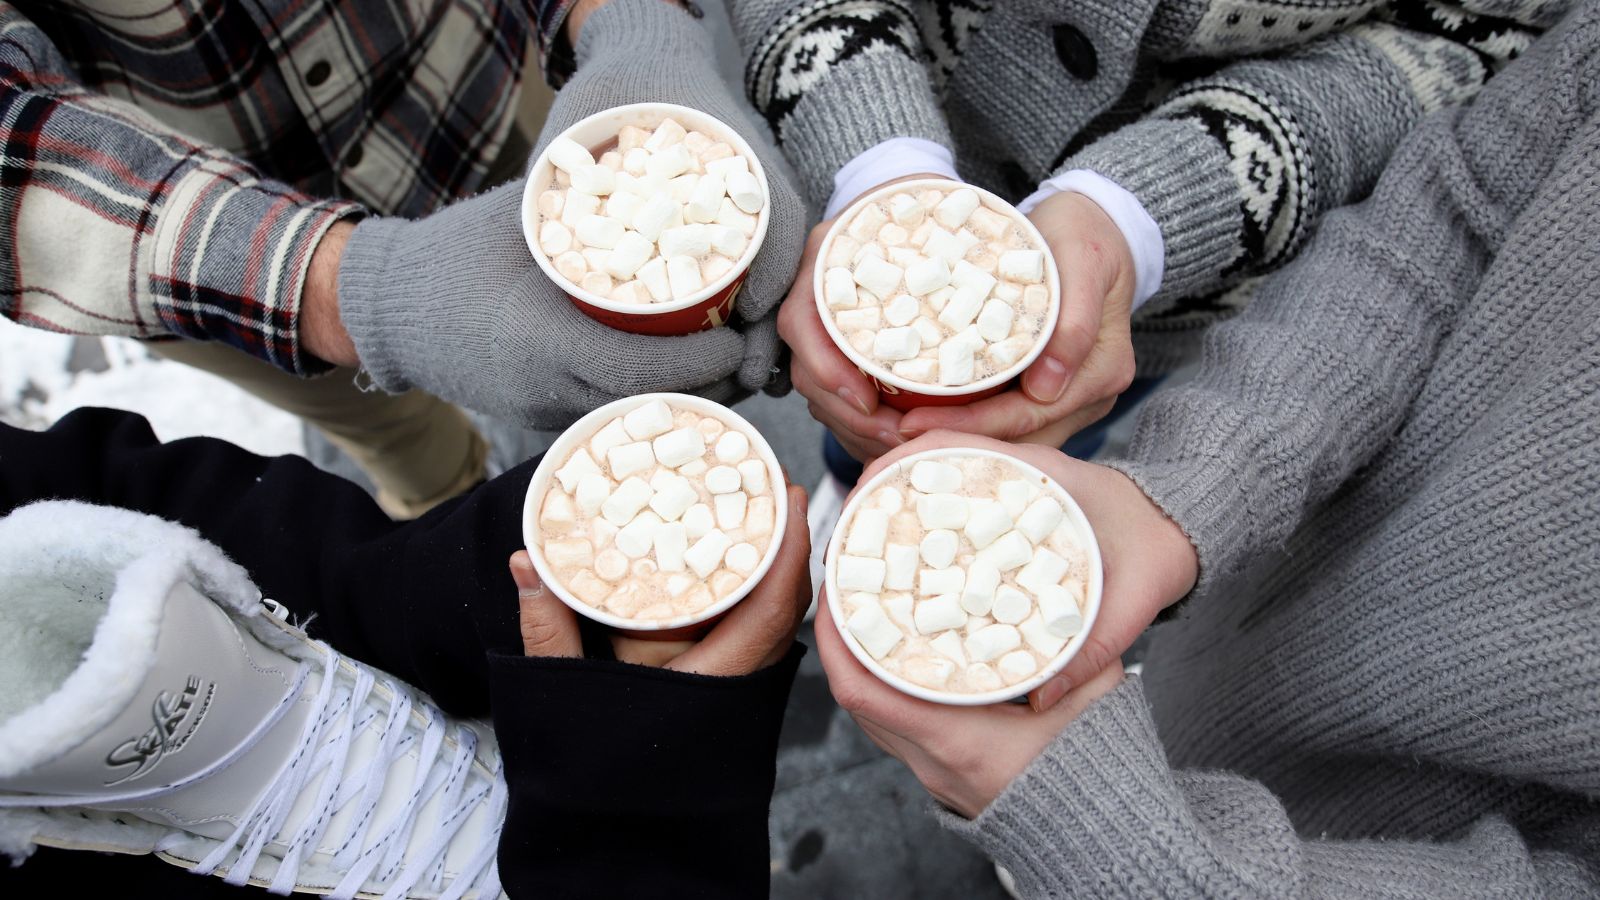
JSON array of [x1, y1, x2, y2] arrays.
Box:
[[942, 678, 1600, 899], [1061, 9, 1547, 306], [1103, 6, 1599, 597], [730, 0, 952, 208]]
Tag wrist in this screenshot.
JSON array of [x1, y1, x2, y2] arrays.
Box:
[[1021, 170, 1164, 311], [301, 220, 360, 368]]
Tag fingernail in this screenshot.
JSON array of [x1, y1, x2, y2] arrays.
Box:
[[519, 580, 545, 600], [793, 488, 809, 517], [898, 426, 924, 440], [838, 386, 872, 417], [877, 430, 904, 447], [1027, 357, 1070, 404], [1033, 675, 1070, 712]]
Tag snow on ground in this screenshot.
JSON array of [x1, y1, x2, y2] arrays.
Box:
[[0, 317, 305, 458]]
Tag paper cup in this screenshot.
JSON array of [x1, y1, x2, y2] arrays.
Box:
[[823, 446, 1102, 705], [813, 179, 1061, 411], [523, 103, 771, 336], [522, 393, 788, 632]]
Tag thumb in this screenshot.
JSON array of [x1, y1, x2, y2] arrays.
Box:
[[510, 550, 582, 658]]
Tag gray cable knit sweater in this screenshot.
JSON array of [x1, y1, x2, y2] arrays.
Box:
[[938, 5, 1600, 895], [731, 0, 1568, 373]]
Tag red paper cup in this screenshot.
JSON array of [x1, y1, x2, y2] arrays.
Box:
[[813, 179, 1061, 411], [522, 103, 771, 336]]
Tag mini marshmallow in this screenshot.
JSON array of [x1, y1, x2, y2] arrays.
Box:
[[705, 155, 748, 179], [893, 359, 937, 382], [999, 249, 1045, 284], [846, 509, 890, 557], [1017, 497, 1066, 543], [951, 259, 998, 299], [575, 473, 611, 515], [631, 196, 678, 242], [903, 256, 950, 296], [570, 164, 615, 196], [930, 630, 967, 666], [605, 231, 655, 280], [554, 251, 587, 283], [998, 480, 1040, 518], [539, 220, 573, 255], [846, 203, 890, 243], [540, 490, 576, 530], [604, 190, 645, 224], [653, 521, 688, 572], [726, 170, 764, 214], [877, 222, 909, 247], [666, 573, 695, 597], [745, 495, 776, 538], [911, 460, 963, 493], [581, 272, 613, 296], [701, 254, 735, 285], [576, 214, 624, 249], [977, 299, 1014, 342], [966, 663, 1003, 692], [736, 459, 767, 493], [623, 400, 674, 439], [823, 267, 858, 310], [543, 538, 593, 570], [963, 500, 1014, 550], [938, 340, 975, 386], [637, 257, 672, 301], [707, 431, 747, 464], [680, 459, 708, 477], [682, 503, 714, 539], [547, 137, 594, 173], [967, 206, 1012, 240], [923, 227, 967, 262], [837, 308, 882, 332], [884, 543, 918, 591], [595, 549, 630, 582], [601, 476, 654, 525], [593, 518, 619, 548], [615, 511, 663, 559], [917, 494, 969, 530], [937, 286, 985, 331], [651, 426, 705, 470], [659, 224, 710, 258], [1016, 548, 1070, 595], [934, 188, 980, 229], [622, 146, 650, 175], [724, 541, 760, 576], [903, 657, 956, 688], [589, 421, 631, 464], [889, 193, 926, 228], [853, 257, 904, 300], [998, 650, 1039, 684], [538, 190, 564, 218], [884, 294, 920, 327], [705, 465, 741, 494], [925, 286, 953, 313], [666, 255, 703, 298], [888, 247, 921, 268], [838, 555, 887, 593], [715, 491, 747, 530], [716, 198, 758, 235], [554, 448, 603, 492], [1019, 612, 1067, 656], [961, 560, 1001, 616], [918, 567, 966, 597], [643, 117, 687, 152], [872, 327, 921, 362], [612, 280, 645, 305], [1037, 583, 1085, 637], [977, 530, 1033, 572], [847, 603, 903, 659], [648, 474, 699, 521], [685, 173, 725, 223], [685, 528, 733, 578], [991, 585, 1030, 624], [994, 283, 1022, 304], [914, 594, 968, 634], [965, 623, 1022, 663], [987, 335, 1035, 369], [710, 225, 747, 260], [826, 235, 861, 268], [646, 143, 693, 179], [919, 529, 959, 569]]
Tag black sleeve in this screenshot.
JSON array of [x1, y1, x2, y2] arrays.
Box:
[[0, 407, 528, 715], [488, 645, 805, 900]]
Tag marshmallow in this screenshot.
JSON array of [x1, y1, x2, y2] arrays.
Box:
[[652, 426, 706, 468], [547, 137, 594, 173], [893, 359, 936, 382], [684, 528, 733, 578], [1017, 496, 1066, 543], [917, 493, 969, 530], [736, 459, 768, 493], [648, 473, 699, 520], [925, 285, 953, 312], [977, 530, 1033, 572], [966, 662, 1003, 692], [987, 335, 1035, 369], [653, 521, 689, 572], [998, 480, 1040, 518], [888, 246, 921, 267], [666, 255, 704, 298], [621, 146, 650, 174], [726, 170, 764, 214], [616, 511, 663, 559], [588, 417, 630, 462], [701, 254, 734, 285], [714, 491, 747, 530], [889, 193, 926, 228], [837, 555, 887, 593], [1037, 583, 1085, 638], [884, 543, 918, 591], [824, 267, 858, 310], [884, 294, 920, 327], [960, 560, 1001, 616], [622, 399, 674, 440], [576, 215, 625, 249], [853, 257, 904, 299], [938, 340, 975, 386], [846, 203, 890, 243], [912, 316, 944, 349], [930, 630, 967, 666], [705, 155, 748, 179], [994, 283, 1022, 304], [991, 585, 1030, 624], [659, 224, 710, 259], [965, 623, 1022, 663], [919, 529, 959, 568], [963, 499, 1014, 550], [684, 173, 725, 223], [666, 573, 695, 597], [967, 206, 1012, 241], [581, 272, 613, 296], [637, 256, 672, 301], [910, 460, 963, 493], [847, 603, 903, 660], [682, 503, 714, 539], [601, 476, 654, 525], [876, 487, 905, 513], [880, 593, 914, 633], [592, 519, 618, 549], [903, 657, 956, 688], [923, 227, 968, 262], [544, 538, 593, 570], [571, 164, 615, 196], [575, 473, 611, 515], [707, 431, 747, 464], [631, 195, 678, 241], [745, 495, 776, 539], [643, 117, 687, 152], [539, 220, 573, 255], [683, 131, 712, 155], [605, 231, 655, 280], [914, 594, 968, 634], [705, 465, 742, 494], [877, 222, 909, 247], [998, 650, 1039, 684], [554, 448, 603, 492], [595, 549, 630, 582], [553, 251, 587, 283], [646, 143, 693, 179], [950, 260, 998, 300], [976, 299, 1015, 342], [918, 567, 966, 597], [540, 490, 576, 530], [872, 327, 921, 362], [1016, 548, 1070, 595], [846, 509, 890, 558], [937, 286, 985, 331], [903, 256, 950, 296], [826, 236, 861, 268], [680, 459, 708, 477], [710, 225, 747, 260], [1019, 612, 1068, 657], [837, 308, 882, 332], [725, 542, 761, 576], [999, 249, 1045, 284], [537, 189, 564, 218], [604, 190, 644, 223], [933, 188, 980, 229], [716, 198, 758, 235]]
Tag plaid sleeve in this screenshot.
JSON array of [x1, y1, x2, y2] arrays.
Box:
[[0, 4, 362, 375]]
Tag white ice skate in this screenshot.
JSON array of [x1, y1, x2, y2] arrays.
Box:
[[0, 501, 506, 898]]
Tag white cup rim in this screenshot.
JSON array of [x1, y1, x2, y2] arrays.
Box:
[[522, 102, 772, 316], [823, 446, 1103, 705], [522, 393, 788, 631], [812, 178, 1062, 397]]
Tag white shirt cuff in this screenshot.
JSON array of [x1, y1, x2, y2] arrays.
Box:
[[1018, 170, 1166, 311], [825, 138, 960, 220]]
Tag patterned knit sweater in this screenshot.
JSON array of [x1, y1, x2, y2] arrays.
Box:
[[731, 0, 1568, 373], [939, 5, 1600, 895]]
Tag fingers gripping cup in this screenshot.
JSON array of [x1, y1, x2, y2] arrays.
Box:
[[824, 447, 1102, 705], [523, 103, 772, 336], [813, 179, 1062, 411], [523, 393, 787, 632]]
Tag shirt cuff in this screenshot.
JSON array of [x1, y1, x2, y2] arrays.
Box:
[[824, 138, 960, 220], [1019, 170, 1165, 311]]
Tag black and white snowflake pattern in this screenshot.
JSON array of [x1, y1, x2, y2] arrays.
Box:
[[915, 0, 992, 92]]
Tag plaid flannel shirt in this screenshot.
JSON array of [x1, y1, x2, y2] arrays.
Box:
[[1, 0, 578, 374]]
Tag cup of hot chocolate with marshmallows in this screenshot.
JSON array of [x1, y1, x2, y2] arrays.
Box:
[[522, 394, 787, 632], [823, 446, 1102, 705]]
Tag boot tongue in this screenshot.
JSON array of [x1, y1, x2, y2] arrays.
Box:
[[1, 580, 303, 798]]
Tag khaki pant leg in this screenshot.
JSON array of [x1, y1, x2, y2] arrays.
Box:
[[147, 340, 487, 519]]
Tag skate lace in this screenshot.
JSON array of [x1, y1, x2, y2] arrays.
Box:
[[180, 640, 506, 900]]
